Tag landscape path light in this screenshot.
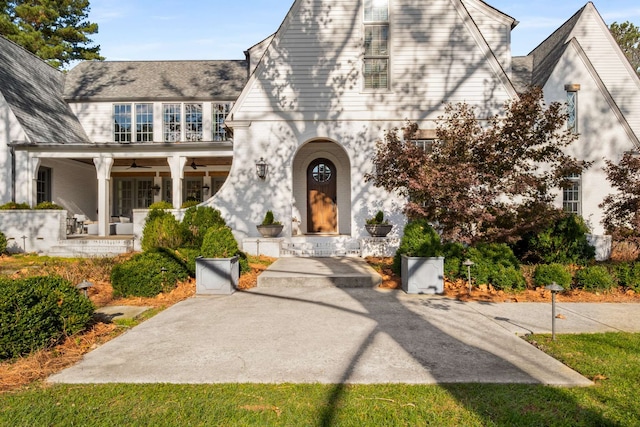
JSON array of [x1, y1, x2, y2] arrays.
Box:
[[76, 280, 94, 298], [545, 282, 565, 341]]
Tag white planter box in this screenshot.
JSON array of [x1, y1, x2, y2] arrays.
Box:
[[401, 255, 444, 294], [195, 256, 239, 295]]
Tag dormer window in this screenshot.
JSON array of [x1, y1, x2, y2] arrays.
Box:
[[364, 0, 389, 90]]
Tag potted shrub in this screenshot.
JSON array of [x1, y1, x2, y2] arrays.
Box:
[[256, 210, 284, 237], [365, 210, 393, 237], [394, 219, 444, 294], [196, 226, 242, 295]]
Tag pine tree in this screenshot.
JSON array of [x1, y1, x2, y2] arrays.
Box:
[[0, 0, 103, 68]]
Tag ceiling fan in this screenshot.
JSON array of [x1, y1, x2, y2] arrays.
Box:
[[127, 159, 151, 169], [190, 159, 206, 170]]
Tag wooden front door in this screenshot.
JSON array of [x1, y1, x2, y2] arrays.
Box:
[[307, 158, 337, 233]]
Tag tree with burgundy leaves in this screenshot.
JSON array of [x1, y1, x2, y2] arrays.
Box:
[[600, 152, 640, 242], [367, 87, 588, 244]]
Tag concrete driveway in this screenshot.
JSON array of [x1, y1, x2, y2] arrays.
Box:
[[49, 286, 602, 386]]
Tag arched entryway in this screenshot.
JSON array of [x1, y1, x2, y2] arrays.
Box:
[[292, 140, 351, 235]]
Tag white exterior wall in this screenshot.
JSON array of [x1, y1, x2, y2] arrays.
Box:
[[461, 0, 513, 73], [0, 92, 28, 204], [544, 44, 638, 235], [0, 210, 66, 254], [234, 0, 514, 123], [70, 101, 220, 143], [209, 120, 407, 240], [41, 158, 98, 220], [569, 6, 640, 136]]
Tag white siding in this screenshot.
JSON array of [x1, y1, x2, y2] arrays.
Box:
[[544, 44, 637, 235], [42, 159, 97, 220], [234, 0, 514, 123], [461, 0, 513, 73], [0, 92, 29, 203], [69, 102, 112, 142], [570, 6, 640, 138]]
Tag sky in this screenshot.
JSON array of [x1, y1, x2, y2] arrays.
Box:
[[88, 0, 640, 62]]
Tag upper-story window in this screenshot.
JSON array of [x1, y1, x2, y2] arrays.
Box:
[[136, 104, 153, 142], [565, 84, 580, 134], [364, 0, 389, 90], [114, 104, 132, 143], [185, 103, 203, 141], [163, 103, 181, 142], [213, 103, 232, 141]]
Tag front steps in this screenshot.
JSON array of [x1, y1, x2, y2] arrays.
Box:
[[48, 237, 135, 257], [257, 257, 382, 288], [244, 236, 400, 258]]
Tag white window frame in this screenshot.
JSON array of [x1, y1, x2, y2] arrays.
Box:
[[363, 0, 390, 90], [567, 91, 578, 134], [185, 103, 203, 142], [213, 102, 232, 141], [163, 103, 182, 142], [113, 104, 132, 143], [135, 103, 154, 142], [562, 174, 581, 215]]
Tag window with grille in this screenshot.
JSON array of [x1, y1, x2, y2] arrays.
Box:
[[364, 0, 389, 90], [135, 104, 153, 142], [163, 103, 182, 142], [114, 104, 132, 142], [36, 167, 52, 204], [567, 91, 578, 134], [185, 103, 203, 141], [562, 174, 581, 214], [213, 103, 232, 141]]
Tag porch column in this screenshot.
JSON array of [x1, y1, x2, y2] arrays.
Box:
[[13, 152, 40, 205], [93, 157, 114, 237], [168, 155, 186, 210], [29, 156, 41, 206]]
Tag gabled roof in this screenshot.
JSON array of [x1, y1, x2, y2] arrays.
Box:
[[0, 36, 90, 143], [528, 4, 587, 88], [64, 60, 249, 102], [510, 56, 533, 93]]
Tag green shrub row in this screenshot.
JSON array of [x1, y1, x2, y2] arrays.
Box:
[[110, 249, 191, 298], [115, 205, 248, 297], [531, 262, 640, 292], [0, 201, 63, 210], [0, 276, 94, 360]]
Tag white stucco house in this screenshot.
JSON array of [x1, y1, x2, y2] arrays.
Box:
[[0, 0, 638, 257]]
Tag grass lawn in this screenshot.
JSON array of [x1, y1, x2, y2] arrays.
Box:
[[1, 333, 638, 426]]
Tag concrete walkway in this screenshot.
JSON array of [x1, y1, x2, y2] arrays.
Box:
[[48, 258, 639, 386]]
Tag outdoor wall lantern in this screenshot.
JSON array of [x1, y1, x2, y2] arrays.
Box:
[[256, 157, 268, 179], [545, 282, 565, 341], [202, 183, 210, 195], [152, 184, 161, 195], [462, 259, 474, 295]]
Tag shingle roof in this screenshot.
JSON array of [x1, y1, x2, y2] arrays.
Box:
[[528, 4, 586, 88], [64, 60, 249, 101], [0, 36, 90, 143], [510, 56, 533, 93]]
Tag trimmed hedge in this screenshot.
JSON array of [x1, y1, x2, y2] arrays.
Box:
[[34, 201, 63, 210], [181, 206, 226, 248], [575, 265, 615, 291], [611, 262, 640, 292], [0, 202, 30, 210], [110, 249, 190, 297], [533, 263, 573, 288], [467, 243, 525, 291], [201, 226, 250, 273], [0, 230, 7, 254], [393, 219, 442, 275], [0, 276, 94, 360], [141, 210, 184, 251], [514, 213, 595, 265]]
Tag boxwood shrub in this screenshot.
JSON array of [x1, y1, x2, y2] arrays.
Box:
[[141, 210, 184, 251], [111, 249, 190, 297], [0, 230, 7, 254], [467, 243, 525, 290], [181, 206, 226, 248], [575, 265, 615, 291], [442, 241, 465, 280], [0, 276, 94, 360], [393, 219, 442, 275], [609, 262, 640, 292], [533, 263, 573, 288], [200, 226, 250, 273]]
